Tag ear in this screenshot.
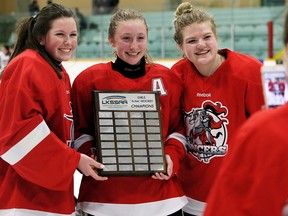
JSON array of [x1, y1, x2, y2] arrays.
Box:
[[178, 43, 183, 51], [108, 36, 115, 47], [37, 36, 45, 46]]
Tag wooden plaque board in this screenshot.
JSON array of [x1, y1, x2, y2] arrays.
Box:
[[92, 90, 166, 176]]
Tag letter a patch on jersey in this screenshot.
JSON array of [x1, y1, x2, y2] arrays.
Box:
[[152, 78, 167, 96]]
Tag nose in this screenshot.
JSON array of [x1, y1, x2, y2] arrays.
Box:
[[196, 39, 205, 48], [64, 35, 73, 44], [129, 39, 137, 49]]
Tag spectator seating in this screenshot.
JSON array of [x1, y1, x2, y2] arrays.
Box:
[[77, 6, 286, 60]]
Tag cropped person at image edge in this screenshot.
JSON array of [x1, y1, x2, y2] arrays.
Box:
[[204, 11, 288, 216], [0, 3, 106, 216]]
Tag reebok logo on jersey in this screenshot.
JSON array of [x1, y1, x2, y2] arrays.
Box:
[[197, 92, 211, 97], [184, 100, 229, 163]]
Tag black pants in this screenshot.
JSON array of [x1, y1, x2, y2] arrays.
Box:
[[168, 209, 183, 216], [183, 212, 197, 216], [169, 210, 197, 216]]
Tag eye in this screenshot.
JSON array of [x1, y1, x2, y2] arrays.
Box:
[[137, 36, 145, 41], [187, 39, 196, 44], [56, 33, 65, 37], [204, 35, 212, 40], [70, 33, 78, 38], [122, 36, 130, 41]]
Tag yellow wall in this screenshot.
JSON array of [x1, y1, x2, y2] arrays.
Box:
[[37, 0, 92, 14], [0, 0, 93, 14], [0, 0, 278, 15], [119, 0, 167, 11], [1, 1, 17, 13], [188, 0, 261, 7], [1, 0, 167, 14]]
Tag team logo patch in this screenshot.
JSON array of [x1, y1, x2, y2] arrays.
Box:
[[185, 100, 229, 163]]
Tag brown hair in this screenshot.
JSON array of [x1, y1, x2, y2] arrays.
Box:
[[9, 3, 77, 78], [173, 2, 217, 45]]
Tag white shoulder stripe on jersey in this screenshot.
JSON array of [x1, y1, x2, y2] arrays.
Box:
[[1, 120, 50, 165], [167, 132, 188, 151], [72, 134, 94, 151]]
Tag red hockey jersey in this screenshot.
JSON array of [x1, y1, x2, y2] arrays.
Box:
[[71, 62, 188, 216], [171, 49, 265, 215], [204, 104, 288, 216], [0, 49, 80, 216]]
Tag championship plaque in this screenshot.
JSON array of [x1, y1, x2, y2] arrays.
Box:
[[92, 90, 166, 176]]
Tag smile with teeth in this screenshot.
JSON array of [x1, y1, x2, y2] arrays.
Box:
[[59, 48, 71, 52], [127, 52, 140, 56], [196, 50, 209, 55]]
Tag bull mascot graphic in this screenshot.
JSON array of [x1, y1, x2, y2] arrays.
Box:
[[185, 101, 229, 163]]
